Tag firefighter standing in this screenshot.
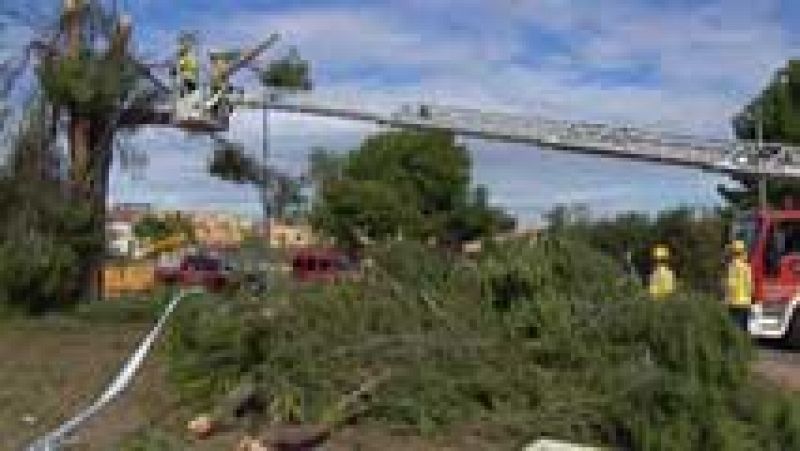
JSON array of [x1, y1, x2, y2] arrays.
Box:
[[648, 245, 675, 299], [725, 240, 752, 331]]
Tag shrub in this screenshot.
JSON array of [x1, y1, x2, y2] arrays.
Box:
[[0, 176, 101, 314]]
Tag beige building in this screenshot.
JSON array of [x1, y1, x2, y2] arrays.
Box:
[[260, 219, 317, 249], [191, 212, 254, 249]]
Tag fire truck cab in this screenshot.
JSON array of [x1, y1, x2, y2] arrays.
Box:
[[739, 209, 800, 346]]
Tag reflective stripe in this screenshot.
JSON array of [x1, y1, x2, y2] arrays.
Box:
[[179, 56, 198, 78]]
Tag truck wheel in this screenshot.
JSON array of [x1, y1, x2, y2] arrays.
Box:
[[780, 311, 800, 349]]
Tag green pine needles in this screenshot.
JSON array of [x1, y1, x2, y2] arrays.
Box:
[[166, 237, 800, 449]]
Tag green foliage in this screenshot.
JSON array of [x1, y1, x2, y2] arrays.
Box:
[[0, 101, 100, 313], [208, 142, 307, 219], [314, 177, 415, 244], [548, 205, 728, 294], [311, 130, 514, 247], [719, 180, 800, 211], [209, 142, 258, 184], [724, 60, 800, 209], [133, 213, 194, 243], [0, 175, 101, 313], [733, 60, 800, 145], [37, 49, 136, 118], [166, 237, 800, 449], [259, 48, 312, 90], [449, 184, 516, 242]]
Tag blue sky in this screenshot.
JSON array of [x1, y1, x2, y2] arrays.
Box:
[[4, 0, 800, 224], [114, 0, 799, 131]]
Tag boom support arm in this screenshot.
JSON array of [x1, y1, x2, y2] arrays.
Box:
[[221, 33, 281, 82]]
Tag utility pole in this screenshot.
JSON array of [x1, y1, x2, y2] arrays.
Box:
[[262, 90, 272, 285], [757, 104, 767, 211]]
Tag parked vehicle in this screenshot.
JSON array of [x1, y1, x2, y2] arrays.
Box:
[[155, 253, 230, 291], [291, 248, 358, 283]]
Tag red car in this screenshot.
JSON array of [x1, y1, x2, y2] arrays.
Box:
[[291, 249, 358, 283], [155, 254, 230, 291]]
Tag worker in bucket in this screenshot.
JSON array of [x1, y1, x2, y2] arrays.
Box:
[[209, 52, 230, 99], [648, 244, 675, 299], [208, 52, 230, 116], [724, 240, 752, 331], [177, 35, 199, 96]]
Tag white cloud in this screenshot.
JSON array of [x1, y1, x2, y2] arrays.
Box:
[[105, 1, 797, 218]]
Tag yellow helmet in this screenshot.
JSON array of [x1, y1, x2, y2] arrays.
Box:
[[731, 240, 747, 254], [652, 245, 669, 260]]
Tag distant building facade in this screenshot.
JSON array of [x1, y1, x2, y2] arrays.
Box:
[[107, 203, 153, 258], [258, 219, 317, 249], [191, 212, 254, 249]]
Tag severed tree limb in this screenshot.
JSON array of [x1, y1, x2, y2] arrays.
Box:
[[260, 370, 392, 451], [322, 369, 394, 428]]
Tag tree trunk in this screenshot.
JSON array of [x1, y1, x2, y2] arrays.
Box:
[[67, 115, 121, 302], [62, 0, 130, 302], [69, 116, 107, 301]]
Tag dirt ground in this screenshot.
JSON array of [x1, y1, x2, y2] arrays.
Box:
[[0, 316, 160, 450], [754, 347, 800, 392], [0, 314, 480, 450], [4, 313, 800, 450]]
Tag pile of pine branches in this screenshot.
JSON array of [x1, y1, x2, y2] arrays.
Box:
[[167, 237, 800, 450]]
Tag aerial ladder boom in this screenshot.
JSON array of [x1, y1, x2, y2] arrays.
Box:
[[123, 32, 800, 181], [234, 91, 800, 180]]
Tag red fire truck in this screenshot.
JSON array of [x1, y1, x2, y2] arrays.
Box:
[[737, 209, 800, 346]]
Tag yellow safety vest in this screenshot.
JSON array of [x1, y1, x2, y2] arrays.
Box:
[[179, 55, 198, 80], [648, 265, 675, 299], [725, 258, 752, 307]]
